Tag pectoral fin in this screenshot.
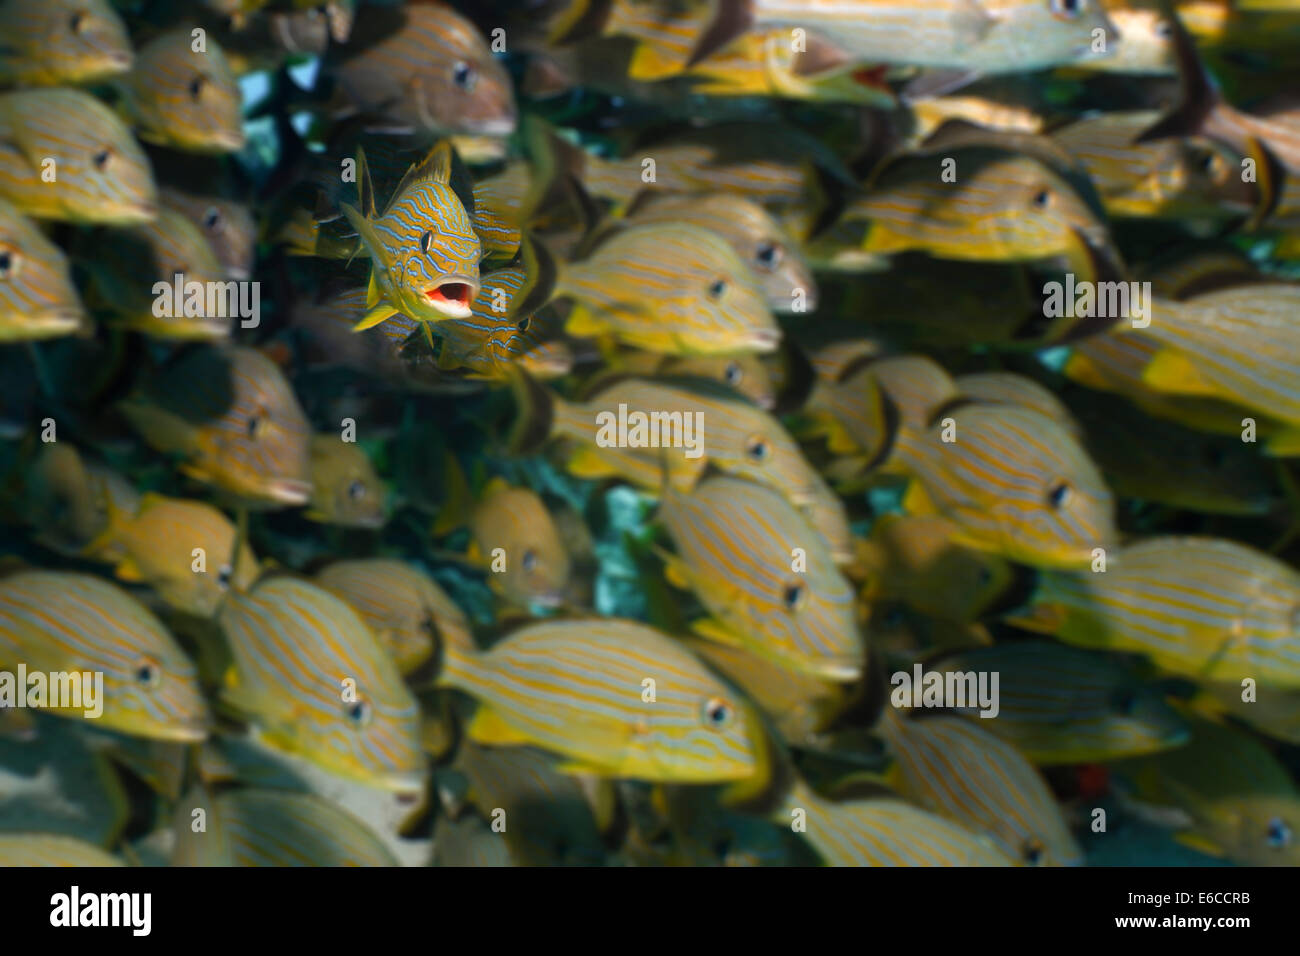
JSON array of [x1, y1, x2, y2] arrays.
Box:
[[465, 705, 533, 746]]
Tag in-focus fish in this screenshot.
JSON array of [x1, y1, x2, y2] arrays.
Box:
[[115, 29, 244, 153], [305, 434, 387, 529], [1009, 537, 1300, 688], [883, 710, 1084, 865], [659, 475, 865, 681], [465, 477, 572, 610], [556, 223, 780, 356], [0, 197, 85, 341], [0, 570, 209, 741], [120, 346, 313, 507], [218, 577, 424, 792], [437, 617, 770, 786], [91, 493, 259, 618], [0, 0, 133, 86], [0, 88, 157, 224], [315, 558, 469, 675], [935, 641, 1190, 764]]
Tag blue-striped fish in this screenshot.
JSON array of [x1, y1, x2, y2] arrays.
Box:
[[779, 779, 1013, 866], [0, 834, 123, 867], [466, 477, 572, 611], [658, 353, 777, 409], [436, 617, 770, 786], [659, 475, 865, 681], [315, 558, 469, 675], [934, 642, 1190, 764], [557, 223, 780, 356], [306, 434, 387, 529], [893, 401, 1117, 570], [115, 28, 244, 153], [343, 142, 482, 331], [1008, 537, 1300, 689], [954, 371, 1082, 441], [120, 346, 313, 507], [218, 577, 424, 792], [0, 571, 209, 741], [0, 0, 132, 86], [0, 197, 86, 342], [91, 492, 259, 618], [161, 189, 256, 280], [328, 2, 516, 138], [470, 164, 527, 262], [0, 88, 157, 224], [172, 787, 399, 866], [882, 710, 1084, 865]]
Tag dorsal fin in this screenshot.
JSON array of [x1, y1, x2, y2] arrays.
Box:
[[387, 141, 453, 214], [356, 146, 375, 220]]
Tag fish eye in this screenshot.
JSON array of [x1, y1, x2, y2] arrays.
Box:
[[452, 61, 477, 91], [1047, 481, 1071, 509], [188, 75, 207, 100], [203, 207, 222, 231], [521, 548, 538, 573], [516, 315, 531, 333], [246, 416, 260, 439], [347, 479, 366, 501], [420, 230, 435, 254], [134, 656, 162, 688], [755, 240, 783, 272], [1031, 187, 1052, 209], [724, 361, 743, 386], [781, 580, 805, 611], [702, 697, 733, 728], [92, 148, 111, 171], [345, 699, 372, 727], [1023, 841, 1045, 865], [216, 564, 233, 590], [0, 246, 15, 280], [745, 435, 770, 462], [707, 278, 727, 300], [1267, 817, 1292, 849], [1049, 0, 1086, 19], [69, 11, 86, 33]]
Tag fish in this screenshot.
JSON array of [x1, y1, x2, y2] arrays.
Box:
[[933, 641, 1190, 764], [217, 577, 425, 792], [160, 189, 256, 280], [892, 400, 1117, 570], [315, 558, 469, 675], [90, 492, 259, 618], [0, 0, 133, 86], [172, 787, 399, 866], [1111, 714, 1300, 866], [778, 778, 1013, 866], [120, 346, 313, 507], [0, 834, 123, 866], [1009, 537, 1300, 688], [954, 371, 1082, 440], [658, 475, 865, 681], [115, 28, 245, 153], [342, 142, 483, 331], [652, 353, 777, 409], [327, 2, 516, 138], [0, 88, 157, 224], [465, 477, 572, 611], [470, 164, 528, 262], [0, 570, 210, 742], [621, 191, 818, 313], [436, 616, 771, 786], [305, 434, 387, 529], [882, 710, 1084, 865], [555, 223, 780, 356], [0, 197, 86, 342], [432, 812, 514, 866], [1066, 0, 1177, 75], [798, 354, 896, 477]]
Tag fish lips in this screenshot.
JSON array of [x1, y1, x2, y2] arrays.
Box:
[[423, 276, 479, 319], [263, 478, 313, 506]]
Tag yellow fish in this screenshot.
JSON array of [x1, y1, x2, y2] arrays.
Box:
[[305, 434, 387, 529], [0, 0, 133, 86], [0, 197, 86, 342]]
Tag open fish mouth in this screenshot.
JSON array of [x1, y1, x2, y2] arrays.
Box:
[[264, 478, 312, 505], [746, 328, 782, 353], [424, 279, 477, 318]]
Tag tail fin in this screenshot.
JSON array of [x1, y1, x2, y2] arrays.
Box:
[[505, 364, 556, 456]]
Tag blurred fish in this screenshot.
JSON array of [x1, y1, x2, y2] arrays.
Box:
[[0, 0, 132, 86], [1112, 714, 1300, 865], [1009, 537, 1300, 688], [432, 812, 514, 866], [91, 493, 259, 618], [306, 434, 387, 529], [161, 189, 256, 280], [19, 444, 140, 559], [556, 223, 780, 356], [779, 778, 1013, 866], [0, 88, 157, 224], [464, 477, 572, 611], [437, 617, 770, 786], [328, 2, 516, 137], [1195, 680, 1300, 746], [0, 834, 122, 866], [115, 28, 245, 153], [0, 197, 86, 341], [315, 558, 468, 675], [1067, 0, 1177, 75], [471, 164, 527, 262], [172, 787, 399, 866], [955, 371, 1082, 439], [935, 642, 1190, 764], [659, 475, 865, 681], [343, 142, 482, 330], [882, 710, 1084, 865], [218, 577, 424, 792], [0, 570, 209, 741], [120, 346, 313, 507]]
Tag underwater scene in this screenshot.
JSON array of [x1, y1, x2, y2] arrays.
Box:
[[1, 0, 1300, 868]]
